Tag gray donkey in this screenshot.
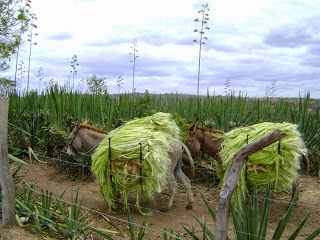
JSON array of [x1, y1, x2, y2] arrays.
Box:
[[67, 121, 195, 211]]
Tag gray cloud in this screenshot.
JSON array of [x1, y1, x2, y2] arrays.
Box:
[[81, 55, 130, 77], [85, 38, 130, 47], [264, 25, 312, 48], [46, 32, 73, 41], [210, 43, 238, 52], [264, 15, 320, 49], [2, 1, 320, 98], [300, 56, 320, 67], [236, 57, 269, 65], [84, 33, 193, 48], [136, 31, 193, 47], [136, 57, 190, 77], [307, 44, 320, 56]]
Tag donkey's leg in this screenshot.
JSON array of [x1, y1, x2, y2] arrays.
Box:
[[175, 160, 194, 210], [161, 172, 177, 212], [182, 152, 191, 166]]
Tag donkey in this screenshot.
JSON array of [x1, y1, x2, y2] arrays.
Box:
[[67, 120, 107, 156], [185, 117, 310, 171], [184, 117, 224, 165], [67, 121, 195, 211], [184, 117, 310, 201]]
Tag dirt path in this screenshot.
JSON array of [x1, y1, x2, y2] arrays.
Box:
[[4, 161, 320, 239], [0, 224, 43, 240]]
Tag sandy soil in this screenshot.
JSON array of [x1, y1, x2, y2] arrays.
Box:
[[1, 161, 320, 240], [0, 224, 43, 240]]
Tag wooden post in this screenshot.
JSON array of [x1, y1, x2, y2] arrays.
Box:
[[0, 96, 17, 227], [214, 129, 286, 240]]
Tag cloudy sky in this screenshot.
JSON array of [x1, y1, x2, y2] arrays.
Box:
[[2, 0, 320, 98]]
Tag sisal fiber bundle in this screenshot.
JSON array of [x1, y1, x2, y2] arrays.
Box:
[[91, 112, 180, 210], [217, 122, 307, 193]]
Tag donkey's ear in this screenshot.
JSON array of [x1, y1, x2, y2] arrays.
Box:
[[189, 116, 199, 131], [82, 119, 89, 125], [71, 119, 80, 132], [195, 116, 199, 123]]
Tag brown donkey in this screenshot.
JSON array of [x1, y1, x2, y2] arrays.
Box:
[[184, 117, 309, 201], [185, 117, 310, 171], [185, 117, 224, 165]]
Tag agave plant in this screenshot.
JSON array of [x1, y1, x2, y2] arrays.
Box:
[[126, 207, 148, 240], [183, 183, 320, 239]]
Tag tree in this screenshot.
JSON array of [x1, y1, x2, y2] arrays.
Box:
[[0, 0, 32, 70], [0, 78, 15, 94], [82, 74, 108, 95], [193, 3, 210, 96], [129, 39, 139, 93]]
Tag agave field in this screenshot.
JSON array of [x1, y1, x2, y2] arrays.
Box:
[[8, 86, 320, 173], [3, 86, 320, 239]]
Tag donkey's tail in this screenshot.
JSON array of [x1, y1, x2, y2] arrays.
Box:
[[181, 141, 195, 178], [303, 153, 310, 173]]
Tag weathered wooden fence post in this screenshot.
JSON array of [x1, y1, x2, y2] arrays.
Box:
[[0, 96, 17, 227], [214, 130, 286, 240]]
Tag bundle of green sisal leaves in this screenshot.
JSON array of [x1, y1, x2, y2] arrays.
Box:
[[91, 112, 180, 211], [217, 122, 307, 193]]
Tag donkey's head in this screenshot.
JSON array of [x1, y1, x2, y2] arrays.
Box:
[[67, 120, 88, 157], [185, 117, 201, 156]]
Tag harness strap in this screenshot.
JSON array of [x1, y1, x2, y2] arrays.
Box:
[[68, 126, 80, 154]]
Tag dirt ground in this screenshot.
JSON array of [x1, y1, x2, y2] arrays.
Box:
[[0, 224, 43, 240], [1, 161, 320, 240]]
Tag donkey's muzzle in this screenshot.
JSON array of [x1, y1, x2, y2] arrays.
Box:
[[67, 146, 76, 157]]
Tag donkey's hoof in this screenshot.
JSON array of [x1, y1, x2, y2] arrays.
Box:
[[160, 207, 169, 212], [186, 204, 193, 210]]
